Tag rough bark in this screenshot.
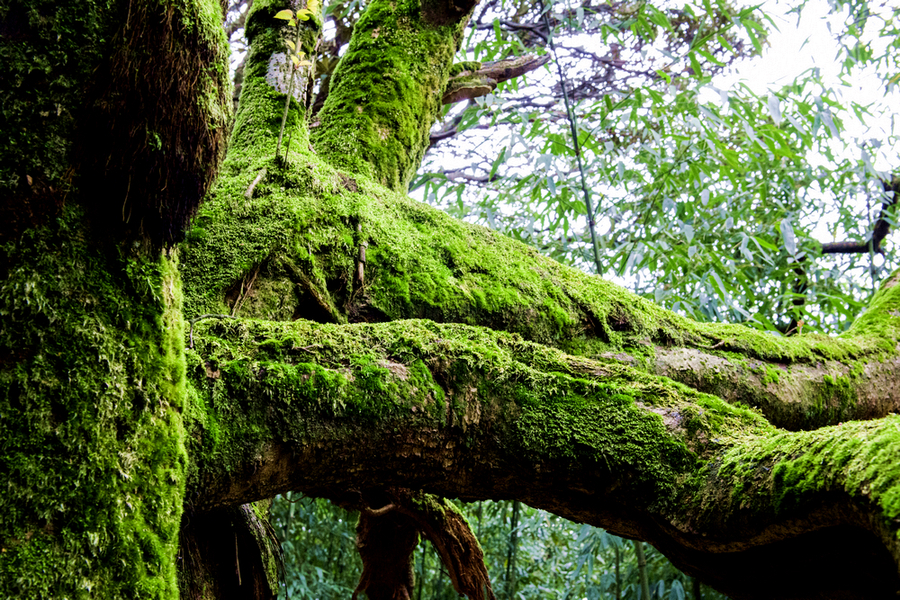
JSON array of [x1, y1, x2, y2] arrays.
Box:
[[4, 0, 900, 597]]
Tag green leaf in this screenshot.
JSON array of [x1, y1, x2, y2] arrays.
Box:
[[767, 94, 781, 124], [274, 9, 294, 20], [488, 147, 507, 181], [780, 219, 797, 256], [669, 579, 685, 600]]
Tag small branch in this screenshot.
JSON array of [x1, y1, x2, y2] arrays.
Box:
[[291, 344, 322, 353], [244, 168, 266, 199], [820, 176, 898, 255], [364, 503, 396, 517], [442, 55, 550, 105]]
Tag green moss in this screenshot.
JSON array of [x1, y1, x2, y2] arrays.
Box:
[[514, 387, 696, 506], [761, 364, 780, 385], [688, 416, 900, 532], [182, 317, 776, 505], [0, 206, 188, 599], [448, 61, 482, 76], [310, 0, 468, 191]]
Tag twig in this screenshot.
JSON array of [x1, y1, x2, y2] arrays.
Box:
[[244, 168, 267, 199], [364, 503, 396, 517], [231, 264, 261, 316], [235, 532, 242, 586]]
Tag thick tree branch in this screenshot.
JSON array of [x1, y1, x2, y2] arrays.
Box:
[[181, 162, 900, 431], [184, 317, 900, 599], [309, 0, 472, 192]]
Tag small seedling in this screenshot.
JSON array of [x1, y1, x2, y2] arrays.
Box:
[[274, 3, 318, 162]]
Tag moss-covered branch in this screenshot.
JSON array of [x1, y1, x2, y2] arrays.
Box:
[[183, 317, 900, 598], [181, 142, 900, 430], [309, 0, 472, 191]]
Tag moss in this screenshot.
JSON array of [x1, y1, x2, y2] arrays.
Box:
[[309, 0, 469, 191], [448, 61, 482, 77], [514, 387, 697, 506], [761, 364, 780, 385], [0, 206, 188, 599], [183, 144, 900, 381], [182, 317, 775, 506], [228, 0, 322, 169], [686, 416, 900, 534]]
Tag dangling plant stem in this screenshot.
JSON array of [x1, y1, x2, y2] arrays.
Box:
[[542, 4, 603, 275], [275, 23, 303, 162]]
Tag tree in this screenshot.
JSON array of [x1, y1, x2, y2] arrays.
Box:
[[2, 0, 900, 597]]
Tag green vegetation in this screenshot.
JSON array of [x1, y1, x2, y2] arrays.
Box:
[[3, 0, 900, 594], [0, 206, 188, 598]]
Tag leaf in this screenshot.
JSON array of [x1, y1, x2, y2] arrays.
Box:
[[489, 147, 507, 181], [285, 40, 296, 51], [780, 218, 797, 256], [767, 94, 781, 124], [274, 9, 294, 20], [821, 109, 840, 137], [296, 8, 313, 20]]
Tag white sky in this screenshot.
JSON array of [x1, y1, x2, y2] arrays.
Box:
[[713, 0, 898, 171]]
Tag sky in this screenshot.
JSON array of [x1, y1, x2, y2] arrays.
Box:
[[714, 0, 898, 171]]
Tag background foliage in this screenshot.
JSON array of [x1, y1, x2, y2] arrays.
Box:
[[272, 496, 731, 599]]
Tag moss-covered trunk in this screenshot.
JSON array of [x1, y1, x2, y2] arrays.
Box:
[[1, 0, 229, 595], [4, 0, 900, 596]]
